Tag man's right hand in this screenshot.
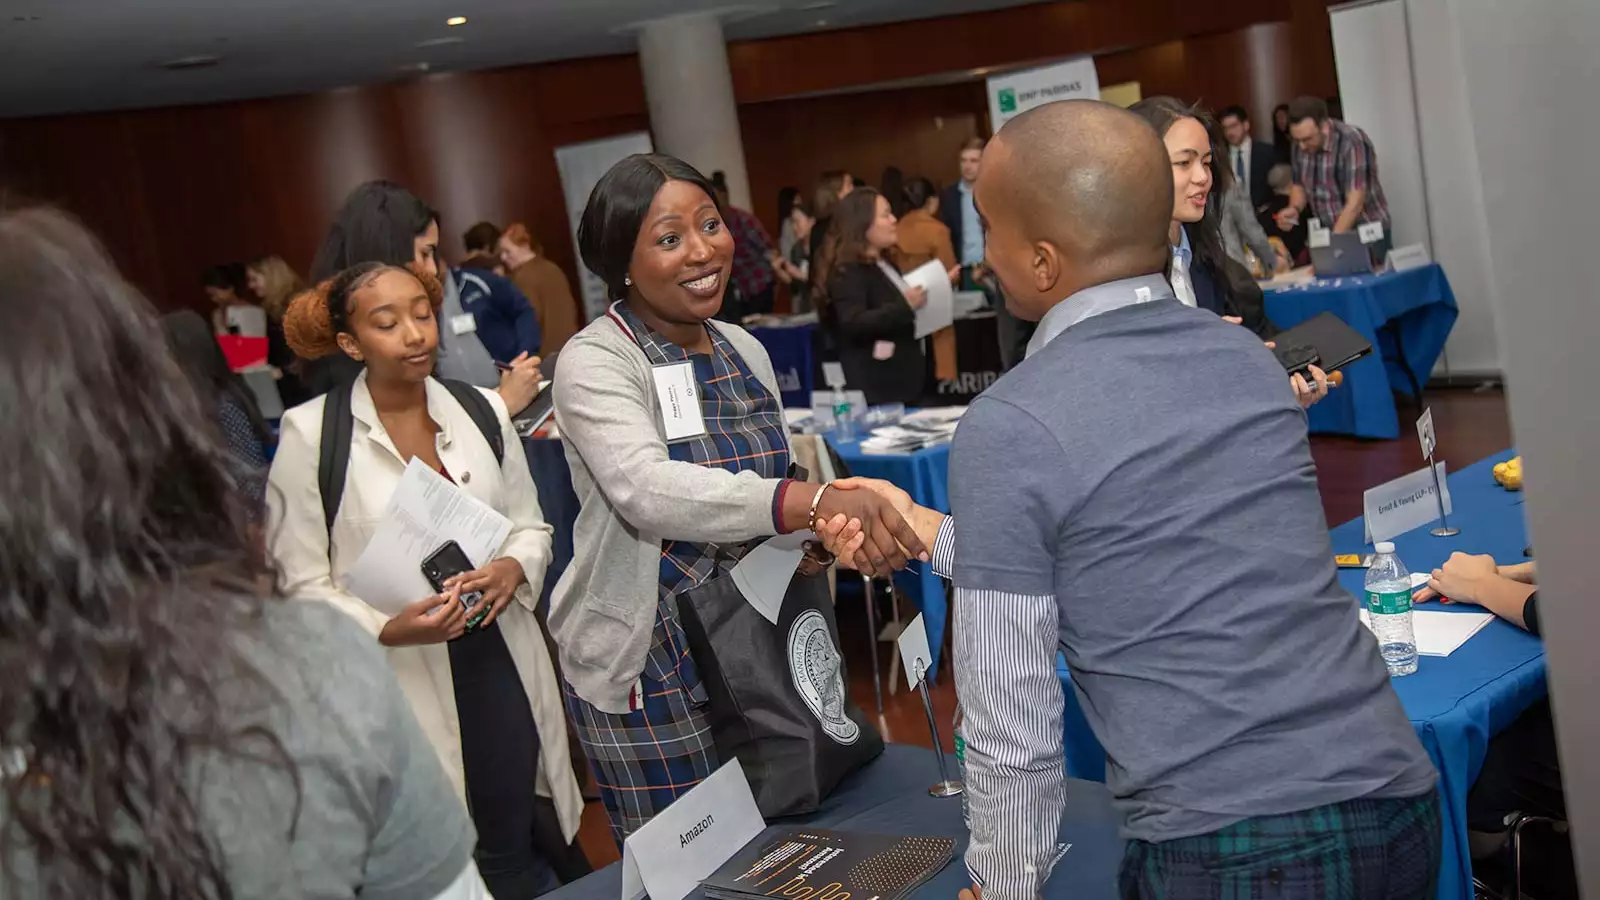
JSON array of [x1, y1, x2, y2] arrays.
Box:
[[497, 352, 543, 413], [812, 484, 928, 577], [904, 286, 929, 310], [379, 589, 468, 646]]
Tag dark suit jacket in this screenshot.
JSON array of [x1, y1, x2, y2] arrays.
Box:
[[1190, 253, 1280, 341], [938, 183, 967, 262], [823, 261, 925, 405], [1232, 139, 1279, 212]]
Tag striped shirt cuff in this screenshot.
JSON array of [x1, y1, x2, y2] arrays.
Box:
[[931, 516, 956, 580]]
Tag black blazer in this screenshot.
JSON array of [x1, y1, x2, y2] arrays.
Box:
[[823, 261, 925, 406], [1234, 139, 1279, 212], [938, 183, 967, 261], [1190, 253, 1280, 341]]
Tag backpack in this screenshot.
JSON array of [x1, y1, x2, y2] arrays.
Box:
[[317, 378, 504, 532]]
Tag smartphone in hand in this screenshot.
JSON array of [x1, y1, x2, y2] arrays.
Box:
[[421, 540, 488, 632]]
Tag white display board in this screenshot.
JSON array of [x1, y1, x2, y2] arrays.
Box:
[[1330, 0, 1504, 377], [986, 56, 1100, 130], [553, 131, 655, 323]]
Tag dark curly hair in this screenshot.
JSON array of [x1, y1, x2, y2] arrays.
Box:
[[0, 207, 294, 897]]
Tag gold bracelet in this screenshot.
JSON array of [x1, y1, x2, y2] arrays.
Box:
[[807, 482, 832, 533]]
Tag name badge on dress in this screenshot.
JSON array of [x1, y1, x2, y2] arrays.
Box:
[[449, 313, 478, 336], [651, 361, 707, 442]]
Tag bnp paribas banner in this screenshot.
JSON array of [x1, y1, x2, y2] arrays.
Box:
[[986, 56, 1101, 130]]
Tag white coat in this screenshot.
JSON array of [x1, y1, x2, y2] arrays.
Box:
[[266, 372, 582, 843]]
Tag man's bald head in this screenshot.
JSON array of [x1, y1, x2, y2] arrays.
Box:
[[974, 100, 1173, 321]]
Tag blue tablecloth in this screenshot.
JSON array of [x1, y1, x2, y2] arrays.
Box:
[[1263, 263, 1458, 439], [747, 322, 816, 408], [1056, 450, 1543, 899], [542, 743, 1124, 900], [832, 438, 952, 678]]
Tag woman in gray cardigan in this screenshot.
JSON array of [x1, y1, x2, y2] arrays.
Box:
[[548, 154, 923, 842]]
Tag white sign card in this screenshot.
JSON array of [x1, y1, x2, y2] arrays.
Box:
[[903, 259, 955, 339], [897, 612, 934, 690], [554, 131, 655, 323], [1357, 221, 1386, 245], [808, 390, 867, 428], [730, 532, 810, 624], [821, 361, 847, 389], [1363, 462, 1453, 544], [986, 55, 1101, 129], [1308, 221, 1332, 249], [620, 759, 766, 900], [1386, 243, 1432, 272], [1416, 408, 1437, 460]]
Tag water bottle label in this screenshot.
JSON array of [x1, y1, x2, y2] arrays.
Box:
[[954, 734, 965, 763], [1366, 589, 1412, 615]]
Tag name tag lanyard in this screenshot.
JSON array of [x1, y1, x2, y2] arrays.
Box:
[[606, 300, 710, 443]]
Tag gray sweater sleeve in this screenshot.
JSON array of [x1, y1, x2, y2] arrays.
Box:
[[552, 330, 786, 542]]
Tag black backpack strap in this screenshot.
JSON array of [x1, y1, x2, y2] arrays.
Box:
[[440, 379, 505, 466], [317, 381, 355, 534]]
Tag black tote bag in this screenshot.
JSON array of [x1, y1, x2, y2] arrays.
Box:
[[675, 561, 884, 818]]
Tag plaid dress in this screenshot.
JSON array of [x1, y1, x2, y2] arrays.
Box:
[[562, 302, 791, 844], [1119, 791, 1441, 900]]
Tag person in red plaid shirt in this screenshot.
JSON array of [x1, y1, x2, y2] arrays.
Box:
[[1277, 96, 1393, 261], [710, 178, 780, 319]]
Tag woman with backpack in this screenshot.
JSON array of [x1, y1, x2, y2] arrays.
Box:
[[265, 261, 587, 898]]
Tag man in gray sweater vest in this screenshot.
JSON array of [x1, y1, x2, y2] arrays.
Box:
[[826, 101, 1440, 899]]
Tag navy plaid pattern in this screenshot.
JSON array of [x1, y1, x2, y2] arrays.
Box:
[[1119, 791, 1441, 900], [563, 304, 790, 843]]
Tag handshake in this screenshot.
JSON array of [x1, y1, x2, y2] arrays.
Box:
[[810, 478, 948, 578]]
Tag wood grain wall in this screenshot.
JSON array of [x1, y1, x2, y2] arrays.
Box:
[[0, 0, 1340, 314]]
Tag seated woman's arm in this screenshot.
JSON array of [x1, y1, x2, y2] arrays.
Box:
[[553, 338, 787, 543], [1415, 551, 1540, 633]]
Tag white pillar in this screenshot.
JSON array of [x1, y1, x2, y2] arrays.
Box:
[[636, 13, 752, 210]]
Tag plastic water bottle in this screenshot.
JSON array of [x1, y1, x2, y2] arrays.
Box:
[[1365, 542, 1418, 676], [832, 387, 857, 442], [952, 702, 971, 830]]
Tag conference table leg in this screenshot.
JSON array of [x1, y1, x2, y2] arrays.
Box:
[[863, 574, 883, 715]]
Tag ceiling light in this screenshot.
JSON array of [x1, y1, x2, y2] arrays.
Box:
[[815, 18, 829, 27], [446, 16, 467, 26], [416, 36, 465, 48], [798, 1, 836, 9]]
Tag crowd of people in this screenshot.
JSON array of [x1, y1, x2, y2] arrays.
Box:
[[5, 84, 1561, 900]]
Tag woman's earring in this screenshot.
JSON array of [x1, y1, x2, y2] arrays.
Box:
[[624, 275, 633, 287]]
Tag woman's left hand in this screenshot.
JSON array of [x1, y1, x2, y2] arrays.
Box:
[[1291, 364, 1331, 407], [445, 557, 526, 629]]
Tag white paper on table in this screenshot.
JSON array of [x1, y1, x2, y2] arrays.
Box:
[[729, 531, 810, 624], [341, 459, 514, 615], [903, 259, 955, 340], [1358, 609, 1495, 657]]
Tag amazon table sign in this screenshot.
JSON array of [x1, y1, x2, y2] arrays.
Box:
[[621, 759, 766, 900]]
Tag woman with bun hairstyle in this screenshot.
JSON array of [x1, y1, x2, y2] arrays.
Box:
[[267, 262, 587, 897]]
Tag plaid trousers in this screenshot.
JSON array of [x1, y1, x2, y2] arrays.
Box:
[[1119, 792, 1441, 900]]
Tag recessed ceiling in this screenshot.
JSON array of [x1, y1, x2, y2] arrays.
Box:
[[0, 0, 1043, 118]]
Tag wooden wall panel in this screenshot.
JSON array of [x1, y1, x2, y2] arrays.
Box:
[[0, 0, 1338, 313]]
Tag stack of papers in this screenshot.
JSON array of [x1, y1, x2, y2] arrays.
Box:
[[857, 415, 963, 455], [1357, 608, 1496, 657], [341, 459, 514, 614]]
